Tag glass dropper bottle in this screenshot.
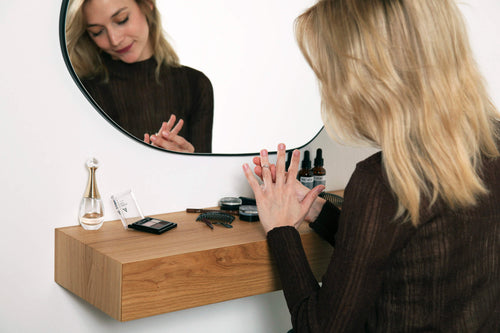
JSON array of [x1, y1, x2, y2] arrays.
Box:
[[78, 158, 104, 230]]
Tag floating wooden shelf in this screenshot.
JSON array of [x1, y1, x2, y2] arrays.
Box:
[[55, 195, 340, 321]]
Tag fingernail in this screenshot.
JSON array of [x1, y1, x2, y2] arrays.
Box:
[[278, 143, 285, 151], [260, 149, 268, 156], [162, 131, 169, 137], [151, 136, 156, 141]]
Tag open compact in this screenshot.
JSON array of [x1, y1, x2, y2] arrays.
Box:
[[111, 189, 177, 235]]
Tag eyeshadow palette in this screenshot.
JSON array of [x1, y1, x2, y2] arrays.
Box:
[[128, 217, 177, 235], [111, 190, 177, 235]]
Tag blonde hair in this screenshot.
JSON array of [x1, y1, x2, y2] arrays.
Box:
[[296, 0, 499, 225], [65, 0, 179, 80]]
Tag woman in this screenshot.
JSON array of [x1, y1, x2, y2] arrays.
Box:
[[66, 0, 213, 153], [243, 0, 500, 331]]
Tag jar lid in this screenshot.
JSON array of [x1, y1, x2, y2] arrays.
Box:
[[239, 205, 259, 222], [219, 197, 243, 210]]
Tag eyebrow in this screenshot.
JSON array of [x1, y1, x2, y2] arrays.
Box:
[[86, 7, 128, 28]]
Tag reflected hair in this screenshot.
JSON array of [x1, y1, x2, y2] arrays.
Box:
[[295, 0, 499, 225], [65, 0, 179, 80]]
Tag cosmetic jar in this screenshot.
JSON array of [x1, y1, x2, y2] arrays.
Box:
[[219, 197, 242, 211], [239, 205, 259, 222]]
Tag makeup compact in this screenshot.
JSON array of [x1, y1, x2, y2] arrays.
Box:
[[219, 197, 242, 211], [128, 217, 177, 234], [239, 205, 259, 222], [111, 189, 177, 235]]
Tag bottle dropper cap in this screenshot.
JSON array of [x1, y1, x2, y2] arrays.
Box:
[[285, 150, 293, 171], [314, 148, 324, 167], [301, 150, 311, 168]]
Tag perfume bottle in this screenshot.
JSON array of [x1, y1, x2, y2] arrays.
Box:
[[79, 158, 104, 230]]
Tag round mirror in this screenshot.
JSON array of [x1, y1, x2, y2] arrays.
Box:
[[60, 0, 323, 155]]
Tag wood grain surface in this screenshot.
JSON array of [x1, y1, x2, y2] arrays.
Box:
[[55, 190, 342, 321]]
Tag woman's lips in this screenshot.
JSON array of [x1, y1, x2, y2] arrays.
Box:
[[116, 43, 133, 54]]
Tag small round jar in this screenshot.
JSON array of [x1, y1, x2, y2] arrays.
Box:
[[239, 205, 259, 222], [219, 197, 242, 211]]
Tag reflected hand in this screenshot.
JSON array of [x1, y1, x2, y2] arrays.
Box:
[[144, 114, 195, 153], [242, 143, 325, 233]]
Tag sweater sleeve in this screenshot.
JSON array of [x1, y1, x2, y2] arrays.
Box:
[[309, 200, 340, 246], [267, 162, 415, 332]]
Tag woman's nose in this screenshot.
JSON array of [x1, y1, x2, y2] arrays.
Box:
[[107, 29, 123, 47]]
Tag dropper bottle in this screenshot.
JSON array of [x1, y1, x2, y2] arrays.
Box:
[[313, 148, 326, 188], [285, 150, 293, 172], [298, 150, 314, 189]]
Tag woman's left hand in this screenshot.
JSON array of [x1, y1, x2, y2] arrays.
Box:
[[144, 114, 195, 153], [242, 143, 325, 233]]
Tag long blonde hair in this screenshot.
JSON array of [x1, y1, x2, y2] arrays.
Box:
[[65, 0, 179, 80], [296, 0, 499, 225]]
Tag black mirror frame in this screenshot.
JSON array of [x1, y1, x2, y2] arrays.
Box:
[[58, 0, 323, 156]]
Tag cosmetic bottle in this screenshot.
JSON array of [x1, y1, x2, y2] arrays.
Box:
[[313, 148, 326, 188], [78, 158, 104, 230], [298, 150, 314, 189], [285, 150, 293, 172]]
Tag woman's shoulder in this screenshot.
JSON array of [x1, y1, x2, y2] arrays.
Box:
[[348, 150, 391, 193], [164, 65, 212, 86], [355, 151, 383, 173], [167, 65, 208, 78]]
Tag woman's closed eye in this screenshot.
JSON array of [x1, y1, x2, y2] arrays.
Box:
[[88, 28, 104, 37], [87, 16, 128, 38], [117, 16, 129, 25]]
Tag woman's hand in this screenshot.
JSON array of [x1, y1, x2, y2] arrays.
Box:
[[144, 114, 195, 153], [251, 151, 327, 223], [242, 143, 325, 233]]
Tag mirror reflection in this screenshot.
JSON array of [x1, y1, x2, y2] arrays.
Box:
[[63, 0, 323, 154], [66, 0, 213, 153]]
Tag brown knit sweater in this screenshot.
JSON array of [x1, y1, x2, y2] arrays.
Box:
[[268, 151, 500, 332], [82, 54, 214, 153]]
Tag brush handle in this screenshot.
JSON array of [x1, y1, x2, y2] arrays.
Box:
[[186, 208, 239, 215], [197, 218, 214, 229]]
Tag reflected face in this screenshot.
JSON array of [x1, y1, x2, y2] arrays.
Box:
[[83, 0, 153, 63]]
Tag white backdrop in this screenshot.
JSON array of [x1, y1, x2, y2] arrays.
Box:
[[0, 1, 498, 332]]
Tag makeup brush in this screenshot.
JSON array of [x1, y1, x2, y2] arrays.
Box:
[[186, 208, 239, 215]]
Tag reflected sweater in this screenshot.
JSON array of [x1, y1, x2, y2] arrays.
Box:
[[82, 54, 214, 153], [268, 151, 500, 332]]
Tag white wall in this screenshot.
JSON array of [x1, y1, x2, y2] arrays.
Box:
[[157, 0, 323, 153], [0, 1, 498, 332]]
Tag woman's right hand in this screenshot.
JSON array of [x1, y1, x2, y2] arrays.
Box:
[[144, 114, 195, 153], [252, 152, 326, 223]]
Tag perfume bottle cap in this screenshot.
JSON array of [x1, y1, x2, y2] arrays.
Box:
[[84, 157, 101, 199], [86, 157, 100, 169]]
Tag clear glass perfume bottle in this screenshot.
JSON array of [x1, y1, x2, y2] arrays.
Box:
[[79, 158, 104, 230]]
